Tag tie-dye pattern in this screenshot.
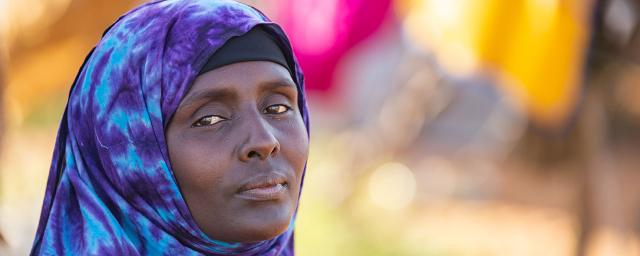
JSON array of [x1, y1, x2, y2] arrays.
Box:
[[31, 1, 309, 255]]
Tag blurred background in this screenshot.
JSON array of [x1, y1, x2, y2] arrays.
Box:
[[1, 0, 639, 255]]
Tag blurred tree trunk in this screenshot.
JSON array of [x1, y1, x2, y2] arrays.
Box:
[[575, 0, 640, 254], [575, 87, 624, 256], [0, 43, 5, 246]]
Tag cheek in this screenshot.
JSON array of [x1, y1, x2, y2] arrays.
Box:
[[167, 135, 229, 195], [280, 117, 310, 182]]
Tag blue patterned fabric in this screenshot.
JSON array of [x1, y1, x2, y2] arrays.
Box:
[[31, 1, 309, 255]]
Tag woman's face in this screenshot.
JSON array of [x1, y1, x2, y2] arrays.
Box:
[[166, 61, 309, 242]]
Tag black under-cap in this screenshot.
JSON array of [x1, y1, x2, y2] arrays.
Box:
[[199, 26, 292, 76]]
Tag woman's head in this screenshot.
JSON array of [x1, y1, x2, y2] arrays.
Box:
[[166, 27, 309, 242], [32, 1, 309, 255]]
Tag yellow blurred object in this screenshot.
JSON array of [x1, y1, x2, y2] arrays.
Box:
[[399, 0, 594, 128]]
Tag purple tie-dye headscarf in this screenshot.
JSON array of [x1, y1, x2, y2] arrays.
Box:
[[31, 0, 309, 255]]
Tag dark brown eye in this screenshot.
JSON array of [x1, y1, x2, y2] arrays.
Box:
[[264, 104, 291, 115], [192, 115, 225, 127]]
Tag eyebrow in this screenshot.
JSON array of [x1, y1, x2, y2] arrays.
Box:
[[259, 78, 299, 104], [178, 88, 237, 111], [177, 78, 297, 111], [260, 78, 297, 92]]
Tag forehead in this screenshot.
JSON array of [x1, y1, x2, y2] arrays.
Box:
[[198, 60, 292, 83], [181, 61, 296, 103]]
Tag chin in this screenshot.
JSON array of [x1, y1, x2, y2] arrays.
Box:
[[201, 201, 295, 243], [242, 221, 291, 242], [206, 216, 292, 243], [234, 205, 294, 242]]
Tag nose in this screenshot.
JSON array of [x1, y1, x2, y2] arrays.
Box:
[[238, 115, 280, 162]]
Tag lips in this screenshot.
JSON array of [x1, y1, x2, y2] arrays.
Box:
[[236, 172, 289, 201]]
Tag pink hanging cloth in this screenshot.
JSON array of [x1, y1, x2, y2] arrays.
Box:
[[268, 0, 394, 94]]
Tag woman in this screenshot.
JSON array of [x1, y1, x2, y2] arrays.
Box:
[[31, 0, 310, 255]]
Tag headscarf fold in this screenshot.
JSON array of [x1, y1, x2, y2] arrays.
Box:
[[31, 0, 309, 255]]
